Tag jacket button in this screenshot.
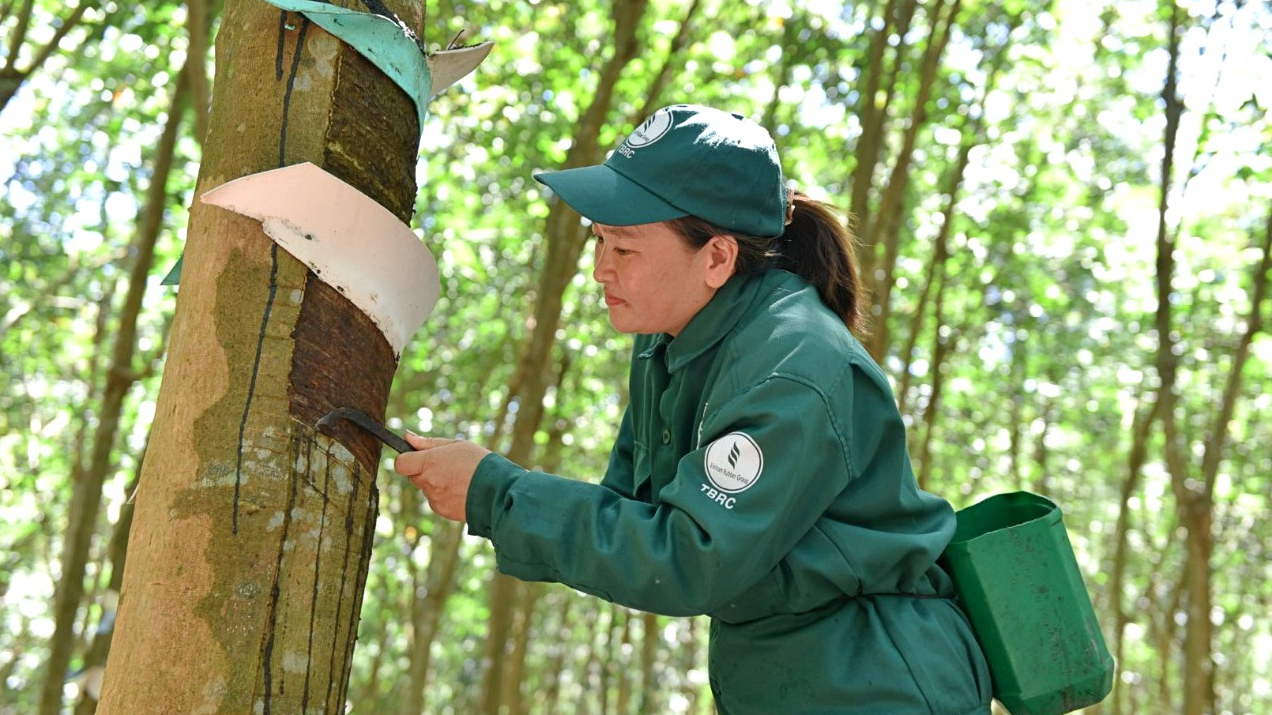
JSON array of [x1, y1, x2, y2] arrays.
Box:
[[661, 429, 671, 444]]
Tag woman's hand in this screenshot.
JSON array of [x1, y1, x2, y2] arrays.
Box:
[[393, 433, 491, 522]]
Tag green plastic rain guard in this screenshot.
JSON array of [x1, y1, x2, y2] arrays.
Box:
[[941, 492, 1115, 715]]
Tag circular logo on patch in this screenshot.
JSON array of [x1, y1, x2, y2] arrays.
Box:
[[703, 432, 764, 493], [625, 109, 674, 148]]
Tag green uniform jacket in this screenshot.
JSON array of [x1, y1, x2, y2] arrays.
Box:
[[468, 269, 992, 715]]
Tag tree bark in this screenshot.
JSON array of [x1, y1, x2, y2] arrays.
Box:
[[481, 574, 522, 715], [185, 0, 213, 143], [1148, 6, 1217, 715], [894, 2, 1016, 435], [637, 611, 659, 714], [402, 517, 463, 715], [1104, 395, 1160, 715], [615, 608, 633, 715], [503, 581, 545, 715], [97, 0, 426, 712], [680, 616, 705, 715], [537, 592, 573, 715], [1180, 205, 1272, 715], [597, 604, 622, 715], [914, 315, 953, 491], [864, 0, 960, 360], [848, 0, 905, 250], [896, 137, 969, 416], [72, 466, 140, 715]]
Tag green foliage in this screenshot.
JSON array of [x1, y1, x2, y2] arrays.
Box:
[[0, 2, 194, 710], [3, 0, 1272, 713]]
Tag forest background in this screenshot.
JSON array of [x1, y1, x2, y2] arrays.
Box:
[[1, 0, 1270, 714]]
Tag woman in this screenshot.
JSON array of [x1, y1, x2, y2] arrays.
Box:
[[395, 104, 992, 715]]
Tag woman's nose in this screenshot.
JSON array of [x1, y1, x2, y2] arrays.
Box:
[[592, 244, 611, 283]]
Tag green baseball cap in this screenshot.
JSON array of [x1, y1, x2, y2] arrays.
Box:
[[534, 104, 788, 237]]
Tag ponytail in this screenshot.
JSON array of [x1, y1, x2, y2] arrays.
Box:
[[775, 193, 870, 335], [666, 192, 871, 335]]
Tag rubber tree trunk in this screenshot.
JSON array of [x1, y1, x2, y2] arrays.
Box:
[[847, 0, 911, 282], [863, 0, 959, 361], [97, 0, 424, 712]]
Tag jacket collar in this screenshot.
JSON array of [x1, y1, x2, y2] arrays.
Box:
[[637, 270, 786, 372]]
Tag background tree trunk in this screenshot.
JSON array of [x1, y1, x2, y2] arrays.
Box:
[[864, 0, 960, 360], [848, 0, 908, 250], [36, 63, 187, 715], [96, 0, 426, 711], [477, 2, 649, 712], [1148, 7, 1216, 715], [536, 591, 573, 715], [402, 517, 463, 715], [638, 611, 660, 714]]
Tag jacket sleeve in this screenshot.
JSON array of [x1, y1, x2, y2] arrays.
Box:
[[465, 373, 859, 618]]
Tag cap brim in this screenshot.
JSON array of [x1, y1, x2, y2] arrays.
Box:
[[534, 164, 688, 226]]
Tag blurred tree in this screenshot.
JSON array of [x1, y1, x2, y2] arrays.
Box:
[[474, 0, 654, 709], [0, 0, 105, 113], [35, 55, 189, 715]]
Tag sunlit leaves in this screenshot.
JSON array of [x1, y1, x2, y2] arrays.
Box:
[[4, 0, 1272, 711]]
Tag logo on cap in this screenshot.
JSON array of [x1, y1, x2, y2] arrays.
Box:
[[618, 109, 674, 157]]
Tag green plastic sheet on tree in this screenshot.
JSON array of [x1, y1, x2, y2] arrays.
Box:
[[262, 0, 433, 130]]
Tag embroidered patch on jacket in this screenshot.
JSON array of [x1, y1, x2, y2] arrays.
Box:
[[703, 432, 764, 493]]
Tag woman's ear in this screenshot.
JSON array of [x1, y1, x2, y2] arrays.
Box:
[[703, 234, 739, 289]]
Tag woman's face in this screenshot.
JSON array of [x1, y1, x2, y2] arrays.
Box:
[[591, 221, 733, 336]]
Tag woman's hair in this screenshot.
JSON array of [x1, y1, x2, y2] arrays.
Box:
[[667, 192, 871, 335]]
